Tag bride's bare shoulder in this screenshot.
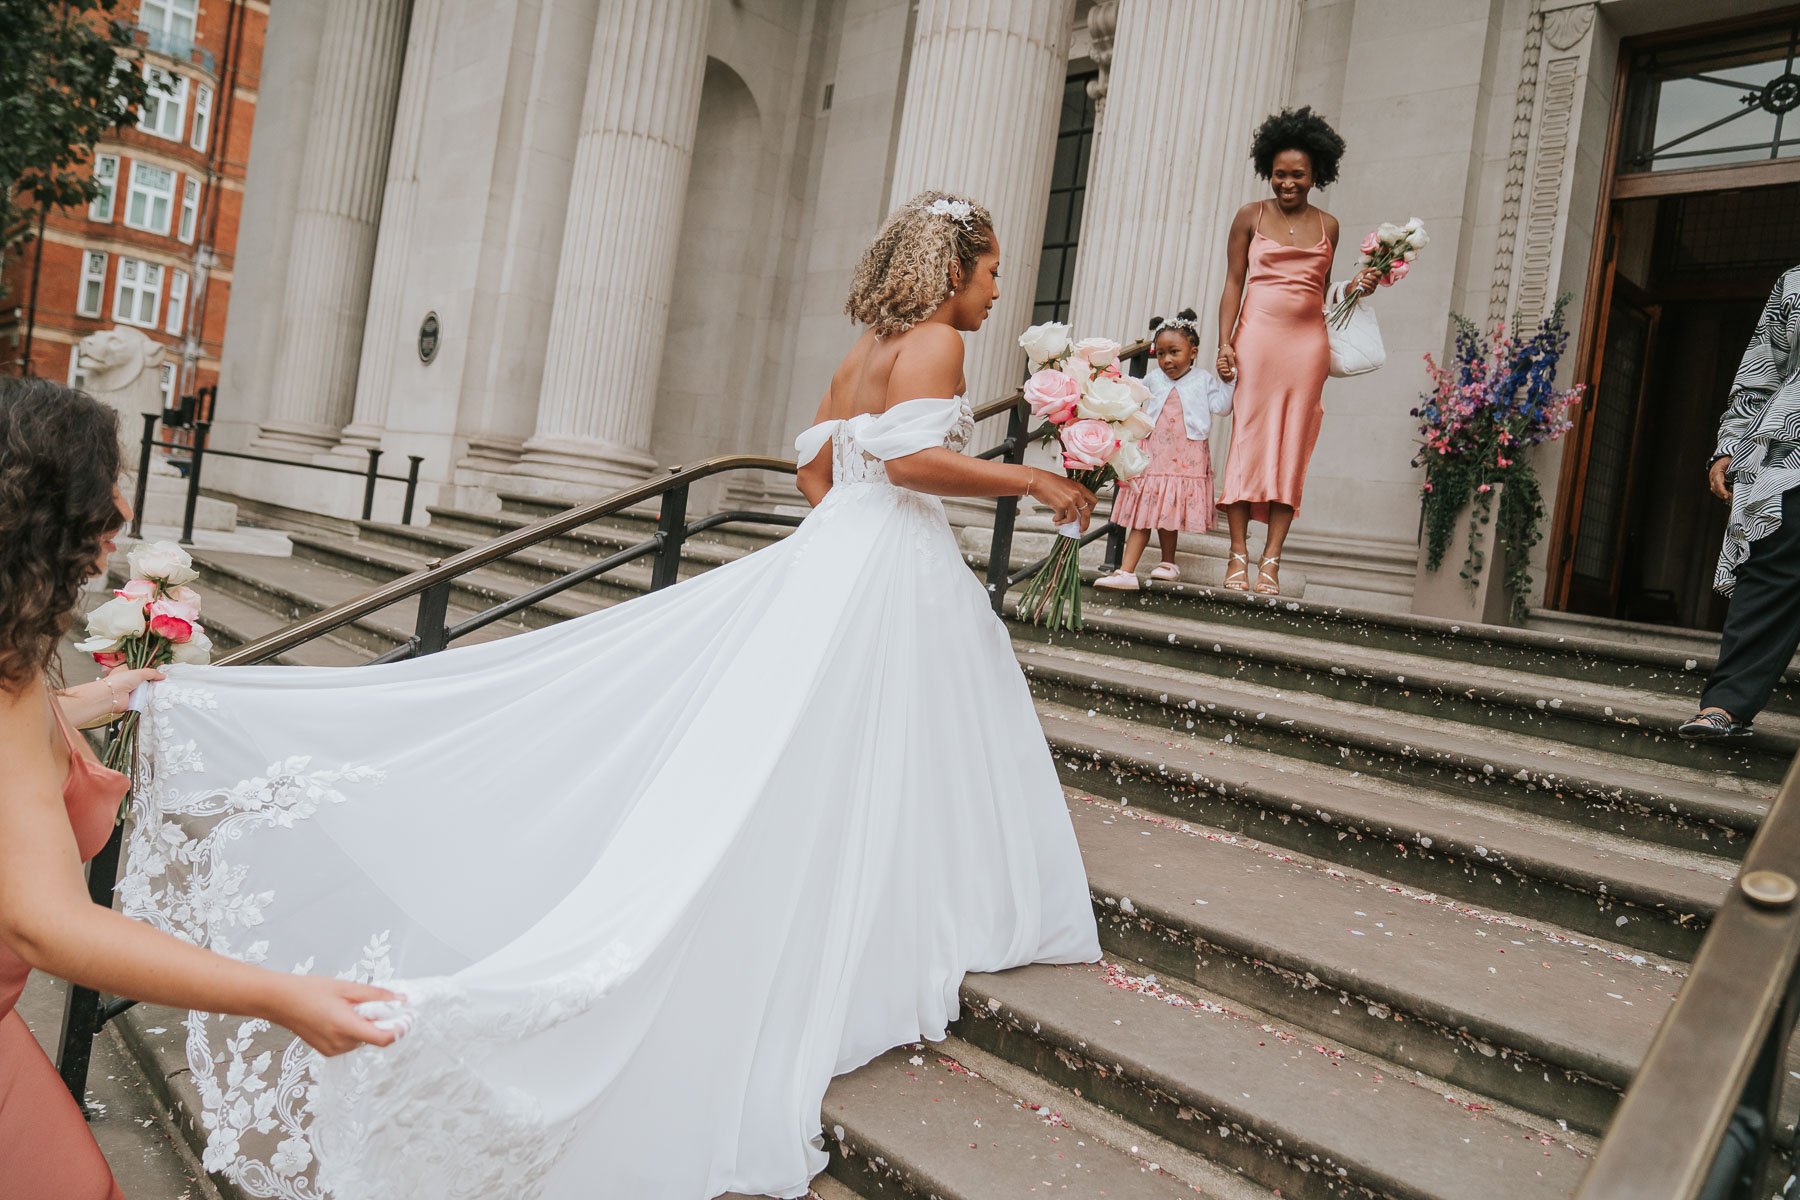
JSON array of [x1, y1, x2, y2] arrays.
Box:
[[884, 324, 963, 409]]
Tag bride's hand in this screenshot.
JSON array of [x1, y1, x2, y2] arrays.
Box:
[[1028, 470, 1097, 532], [267, 976, 403, 1056]]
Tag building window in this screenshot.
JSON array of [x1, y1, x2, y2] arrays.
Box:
[[77, 251, 108, 318], [158, 362, 177, 413], [178, 177, 200, 243], [191, 82, 213, 151], [140, 0, 197, 45], [1033, 71, 1098, 326], [167, 270, 188, 335], [1622, 16, 1800, 173], [125, 162, 176, 234], [89, 154, 119, 223], [138, 66, 188, 141], [114, 257, 163, 328], [68, 352, 88, 388]]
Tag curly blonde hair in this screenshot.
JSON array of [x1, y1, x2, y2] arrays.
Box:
[[845, 190, 995, 337]]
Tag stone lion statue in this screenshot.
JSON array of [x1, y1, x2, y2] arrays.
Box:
[[78, 326, 173, 472]]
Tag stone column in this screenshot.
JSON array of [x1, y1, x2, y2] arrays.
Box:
[[1068, 0, 1300, 348], [513, 0, 711, 491], [333, 0, 442, 457], [253, 0, 409, 455], [886, 0, 1075, 414]]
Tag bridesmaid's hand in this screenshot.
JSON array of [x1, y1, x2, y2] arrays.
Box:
[[1351, 267, 1383, 297], [267, 976, 403, 1056], [1215, 344, 1237, 382]]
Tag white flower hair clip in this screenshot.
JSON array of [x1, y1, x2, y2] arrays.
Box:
[[926, 197, 976, 231], [1154, 313, 1199, 333]]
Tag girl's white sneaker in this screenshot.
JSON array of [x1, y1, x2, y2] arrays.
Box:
[[1093, 569, 1140, 591]]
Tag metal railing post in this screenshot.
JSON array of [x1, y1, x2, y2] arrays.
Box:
[[402, 455, 423, 524], [57, 821, 127, 1106], [986, 400, 1029, 614], [131, 413, 156, 539], [652, 475, 690, 592], [180, 420, 209, 545], [1101, 521, 1127, 573], [413, 568, 452, 657], [361, 448, 384, 522]]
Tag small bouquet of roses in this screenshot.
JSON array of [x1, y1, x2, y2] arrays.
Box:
[[1327, 216, 1429, 328], [74, 541, 212, 811], [1012, 321, 1154, 631]]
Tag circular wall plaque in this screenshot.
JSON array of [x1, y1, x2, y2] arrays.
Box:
[[418, 311, 440, 364]]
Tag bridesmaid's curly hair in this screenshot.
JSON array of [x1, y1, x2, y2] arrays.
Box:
[[0, 376, 123, 692], [845, 190, 995, 338], [1250, 107, 1346, 188]]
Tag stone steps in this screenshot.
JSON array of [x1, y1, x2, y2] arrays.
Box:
[[122, 493, 1776, 1200]]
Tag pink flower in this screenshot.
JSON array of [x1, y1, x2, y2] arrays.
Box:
[[1101, 362, 1123, 380], [92, 651, 126, 669], [1023, 369, 1080, 425], [1380, 259, 1411, 287], [147, 598, 200, 644], [1060, 419, 1119, 471], [166, 585, 203, 613], [1422, 482, 1434, 493], [1476, 483, 1491, 494], [114, 578, 156, 604], [1360, 231, 1379, 255]]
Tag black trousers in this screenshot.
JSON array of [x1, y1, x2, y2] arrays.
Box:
[[1703, 486, 1800, 723]]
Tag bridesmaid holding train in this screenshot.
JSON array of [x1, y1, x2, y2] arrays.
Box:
[[1215, 107, 1379, 595]]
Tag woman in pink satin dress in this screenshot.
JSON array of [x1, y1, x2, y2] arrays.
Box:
[[1215, 107, 1380, 595], [0, 378, 400, 1199]]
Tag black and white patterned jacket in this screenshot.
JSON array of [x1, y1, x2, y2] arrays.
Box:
[[1714, 266, 1800, 595]]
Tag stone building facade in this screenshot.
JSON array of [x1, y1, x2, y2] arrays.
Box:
[[211, 0, 1800, 620]]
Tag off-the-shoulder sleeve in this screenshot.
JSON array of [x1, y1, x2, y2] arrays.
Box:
[[849, 397, 966, 460], [793, 420, 841, 464]]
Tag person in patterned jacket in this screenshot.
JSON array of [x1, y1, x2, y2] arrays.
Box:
[[1682, 266, 1800, 740]]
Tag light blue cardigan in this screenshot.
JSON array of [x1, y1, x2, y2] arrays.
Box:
[[1142, 363, 1234, 441]]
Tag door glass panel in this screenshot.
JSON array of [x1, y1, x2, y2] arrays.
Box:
[[1573, 303, 1652, 583], [1622, 19, 1800, 173]]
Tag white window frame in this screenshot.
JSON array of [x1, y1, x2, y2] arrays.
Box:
[[68, 352, 88, 388], [166, 269, 188, 335], [113, 257, 163, 329], [125, 161, 176, 235], [88, 154, 119, 223], [77, 251, 108, 318], [140, 0, 198, 44], [190, 82, 213, 151], [158, 362, 177, 413], [178, 177, 199, 243], [137, 65, 188, 141]]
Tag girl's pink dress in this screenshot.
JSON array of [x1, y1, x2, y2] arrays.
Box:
[[1217, 223, 1332, 523], [0, 697, 129, 1200], [1113, 368, 1227, 534]]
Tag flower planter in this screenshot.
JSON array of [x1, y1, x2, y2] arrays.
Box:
[[1410, 483, 1516, 627]]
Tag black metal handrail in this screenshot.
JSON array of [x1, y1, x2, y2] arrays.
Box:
[[60, 339, 1152, 1104], [1578, 754, 1800, 1200], [128, 413, 425, 545]]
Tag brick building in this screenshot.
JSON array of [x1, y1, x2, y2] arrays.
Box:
[[1, 0, 266, 419]]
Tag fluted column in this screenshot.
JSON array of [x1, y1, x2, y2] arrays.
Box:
[[333, 0, 442, 457], [887, 0, 1075, 414], [513, 0, 710, 490], [1068, 0, 1300, 348], [253, 0, 410, 455]]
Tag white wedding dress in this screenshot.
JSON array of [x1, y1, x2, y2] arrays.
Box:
[[122, 395, 1101, 1200]]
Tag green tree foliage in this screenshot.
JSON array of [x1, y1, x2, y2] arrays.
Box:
[[0, 0, 149, 260]]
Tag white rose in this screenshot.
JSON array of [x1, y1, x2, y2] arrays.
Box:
[[127, 541, 199, 587], [1109, 439, 1151, 480], [1376, 221, 1402, 241], [1073, 337, 1122, 368], [170, 627, 213, 665], [1077, 375, 1137, 421], [1018, 321, 1072, 367], [85, 595, 148, 642], [1119, 408, 1157, 441]]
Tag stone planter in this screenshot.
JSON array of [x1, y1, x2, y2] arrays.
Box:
[[1410, 484, 1516, 626]]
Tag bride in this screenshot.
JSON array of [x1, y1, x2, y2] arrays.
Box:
[[124, 191, 1102, 1199]]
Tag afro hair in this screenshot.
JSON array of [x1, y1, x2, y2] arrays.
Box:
[[1250, 106, 1346, 188]]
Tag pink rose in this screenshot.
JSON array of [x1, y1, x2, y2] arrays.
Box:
[[92, 650, 126, 669], [1023, 368, 1080, 425], [114, 578, 156, 604], [1381, 259, 1411, 286], [1102, 362, 1123, 380], [1060, 419, 1119, 472], [147, 598, 199, 643], [166, 585, 203, 613], [1360, 231, 1379, 255]]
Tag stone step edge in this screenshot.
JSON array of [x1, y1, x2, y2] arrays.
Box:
[[1023, 644, 1767, 836], [1042, 699, 1729, 932], [363, 515, 748, 572]]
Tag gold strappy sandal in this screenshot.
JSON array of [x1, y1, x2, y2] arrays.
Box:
[[1223, 551, 1251, 592], [1254, 555, 1282, 595]]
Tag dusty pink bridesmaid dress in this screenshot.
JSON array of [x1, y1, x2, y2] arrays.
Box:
[[1217, 224, 1332, 523], [0, 696, 129, 1200]]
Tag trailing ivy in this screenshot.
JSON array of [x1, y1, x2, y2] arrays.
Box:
[[1414, 297, 1583, 622]]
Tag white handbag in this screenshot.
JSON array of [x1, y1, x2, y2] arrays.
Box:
[[1325, 280, 1385, 377]]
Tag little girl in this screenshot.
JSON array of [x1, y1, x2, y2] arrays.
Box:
[[1095, 309, 1234, 590]]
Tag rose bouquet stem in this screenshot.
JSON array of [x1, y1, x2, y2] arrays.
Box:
[[1017, 534, 1086, 632]]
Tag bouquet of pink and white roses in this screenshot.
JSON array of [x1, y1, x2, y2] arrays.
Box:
[[74, 541, 212, 809], [1327, 216, 1428, 329], [1013, 321, 1154, 631]]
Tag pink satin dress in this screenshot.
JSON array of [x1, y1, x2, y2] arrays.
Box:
[[0, 696, 129, 1200], [1217, 222, 1332, 523]]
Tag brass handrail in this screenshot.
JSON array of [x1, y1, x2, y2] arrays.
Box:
[[1577, 754, 1800, 1199]]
